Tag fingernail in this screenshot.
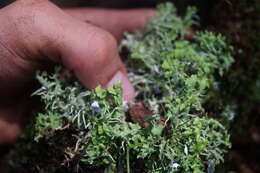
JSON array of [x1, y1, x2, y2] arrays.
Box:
[[107, 71, 123, 87], [107, 71, 135, 101], [121, 73, 135, 101]]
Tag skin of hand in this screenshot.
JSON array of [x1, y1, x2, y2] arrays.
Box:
[[0, 0, 155, 144]]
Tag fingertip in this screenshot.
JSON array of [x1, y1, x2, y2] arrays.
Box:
[[146, 9, 157, 19], [138, 9, 157, 31], [127, 9, 157, 32]]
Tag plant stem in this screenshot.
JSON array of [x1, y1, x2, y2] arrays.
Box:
[[126, 146, 130, 173]]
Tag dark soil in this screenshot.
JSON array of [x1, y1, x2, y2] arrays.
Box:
[[127, 102, 153, 128]]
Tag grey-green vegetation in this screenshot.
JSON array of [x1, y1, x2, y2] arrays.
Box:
[[8, 3, 235, 173]]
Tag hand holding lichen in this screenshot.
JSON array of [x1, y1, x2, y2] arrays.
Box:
[[8, 3, 234, 173]]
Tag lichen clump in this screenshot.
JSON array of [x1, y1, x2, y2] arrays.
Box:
[[8, 3, 234, 173]]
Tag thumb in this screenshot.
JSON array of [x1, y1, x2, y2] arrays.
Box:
[[58, 23, 135, 100]]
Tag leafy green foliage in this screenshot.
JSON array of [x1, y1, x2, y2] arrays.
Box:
[[8, 3, 234, 173]]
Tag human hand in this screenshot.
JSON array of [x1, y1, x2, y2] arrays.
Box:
[[0, 0, 155, 144]]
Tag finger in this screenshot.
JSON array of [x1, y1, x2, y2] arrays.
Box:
[[27, 2, 136, 100], [64, 8, 156, 40]]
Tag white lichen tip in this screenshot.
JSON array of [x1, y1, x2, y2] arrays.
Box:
[[122, 100, 129, 112], [91, 101, 101, 112], [170, 162, 180, 169], [184, 145, 188, 155]]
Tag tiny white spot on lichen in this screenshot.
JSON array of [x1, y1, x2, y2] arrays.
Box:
[[91, 101, 100, 112], [122, 101, 129, 112], [184, 145, 188, 155], [169, 162, 180, 169]]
